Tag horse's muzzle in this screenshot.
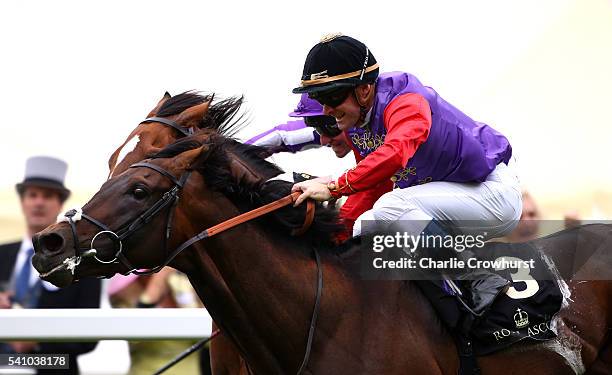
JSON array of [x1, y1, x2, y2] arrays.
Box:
[[32, 227, 75, 287]]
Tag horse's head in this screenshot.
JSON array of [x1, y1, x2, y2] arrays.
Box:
[[107, 91, 244, 178], [33, 132, 339, 287], [32, 140, 209, 287]]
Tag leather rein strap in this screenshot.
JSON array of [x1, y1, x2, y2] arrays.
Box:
[[292, 199, 315, 236], [152, 191, 315, 272], [206, 191, 314, 237], [296, 246, 321, 375]]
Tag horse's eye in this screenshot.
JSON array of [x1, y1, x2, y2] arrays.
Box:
[[132, 187, 148, 200]]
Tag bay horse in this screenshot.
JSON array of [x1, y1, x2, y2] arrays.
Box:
[[33, 133, 612, 374], [106, 91, 253, 374]]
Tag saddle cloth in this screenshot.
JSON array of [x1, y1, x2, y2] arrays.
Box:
[[424, 241, 564, 356]]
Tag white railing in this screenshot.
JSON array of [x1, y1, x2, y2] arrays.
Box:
[[0, 308, 213, 341]]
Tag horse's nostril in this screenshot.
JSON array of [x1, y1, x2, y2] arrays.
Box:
[[40, 233, 65, 253]]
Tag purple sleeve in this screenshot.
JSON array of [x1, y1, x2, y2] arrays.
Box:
[[245, 120, 321, 153]]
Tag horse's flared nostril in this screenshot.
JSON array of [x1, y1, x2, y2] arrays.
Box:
[[39, 232, 65, 253]]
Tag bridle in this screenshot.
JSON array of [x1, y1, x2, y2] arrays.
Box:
[[59, 162, 191, 276], [142, 116, 194, 137], [59, 116, 193, 274], [52, 159, 320, 375]]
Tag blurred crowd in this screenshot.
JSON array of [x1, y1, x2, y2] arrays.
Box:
[[502, 191, 582, 243]]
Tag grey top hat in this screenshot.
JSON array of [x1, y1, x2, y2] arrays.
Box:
[[16, 156, 71, 202]]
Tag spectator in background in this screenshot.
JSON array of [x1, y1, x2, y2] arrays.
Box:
[[504, 190, 582, 243], [563, 210, 582, 229], [0, 156, 101, 375], [505, 191, 541, 242]]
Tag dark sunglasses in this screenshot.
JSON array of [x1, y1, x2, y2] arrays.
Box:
[[304, 115, 342, 137], [309, 87, 353, 108]]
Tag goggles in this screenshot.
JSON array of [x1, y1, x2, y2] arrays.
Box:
[[309, 87, 353, 108]]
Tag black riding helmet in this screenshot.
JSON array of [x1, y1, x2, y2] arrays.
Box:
[[292, 34, 379, 96]]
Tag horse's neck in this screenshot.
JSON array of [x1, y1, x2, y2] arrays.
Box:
[[176, 196, 453, 373], [173, 210, 327, 374], [208, 230, 321, 374], [184, 262, 287, 374]]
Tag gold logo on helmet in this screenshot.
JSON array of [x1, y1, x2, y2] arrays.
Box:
[[310, 70, 329, 80], [320, 33, 343, 43]]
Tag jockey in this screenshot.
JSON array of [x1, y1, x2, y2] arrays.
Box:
[[245, 94, 352, 158], [246, 94, 392, 237], [291, 34, 523, 314]]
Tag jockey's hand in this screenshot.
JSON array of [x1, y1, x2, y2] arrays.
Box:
[[309, 175, 333, 184], [292, 180, 332, 206]]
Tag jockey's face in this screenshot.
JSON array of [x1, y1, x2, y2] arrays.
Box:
[[322, 84, 374, 131], [319, 132, 351, 158]]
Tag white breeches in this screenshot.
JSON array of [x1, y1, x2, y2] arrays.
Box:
[[352, 160, 523, 239]]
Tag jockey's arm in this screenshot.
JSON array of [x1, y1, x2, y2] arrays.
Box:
[[339, 180, 393, 234], [245, 120, 321, 153], [329, 93, 432, 198]]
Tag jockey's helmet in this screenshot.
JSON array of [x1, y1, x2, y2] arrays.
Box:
[[292, 34, 379, 96]]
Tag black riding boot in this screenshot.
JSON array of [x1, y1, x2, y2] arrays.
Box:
[[455, 249, 510, 315], [420, 220, 510, 315]]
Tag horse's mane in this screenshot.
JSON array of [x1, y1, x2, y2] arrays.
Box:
[[157, 91, 247, 137], [152, 136, 344, 248], [152, 139, 205, 159]]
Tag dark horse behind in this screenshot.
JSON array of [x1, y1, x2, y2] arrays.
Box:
[[33, 124, 612, 373]]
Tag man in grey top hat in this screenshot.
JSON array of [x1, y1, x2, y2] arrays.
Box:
[[0, 156, 101, 374]]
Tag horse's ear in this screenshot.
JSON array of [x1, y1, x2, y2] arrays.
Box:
[[174, 144, 210, 170], [146, 92, 172, 117], [174, 101, 211, 129]]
